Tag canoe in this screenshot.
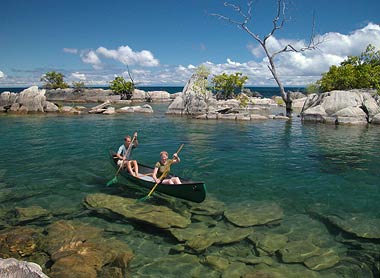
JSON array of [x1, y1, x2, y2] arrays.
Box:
[[109, 151, 206, 203]]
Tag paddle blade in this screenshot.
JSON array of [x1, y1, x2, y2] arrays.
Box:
[[106, 176, 118, 186], [137, 195, 151, 202]]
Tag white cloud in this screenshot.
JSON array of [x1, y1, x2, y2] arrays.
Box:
[[3, 23, 379, 87], [71, 72, 86, 80], [96, 45, 159, 67], [63, 48, 78, 54], [80, 50, 102, 69], [240, 22, 380, 85]]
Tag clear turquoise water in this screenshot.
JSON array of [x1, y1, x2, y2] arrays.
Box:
[[0, 103, 379, 275]]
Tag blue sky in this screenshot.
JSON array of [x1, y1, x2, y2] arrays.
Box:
[[1, 0, 379, 87]]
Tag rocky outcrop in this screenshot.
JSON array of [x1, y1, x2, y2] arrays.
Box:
[[46, 88, 171, 103], [301, 90, 380, 125], [118, 104, 153, 113], [167, 73, 217, 115], [0, 88, 155, 115], [0, 91, 18, 106], [0, 86, 59, 113], [45, 88, 119, 103], [146, 91, 171, 102]]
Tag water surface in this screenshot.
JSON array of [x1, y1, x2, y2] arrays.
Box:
[[0, 104, 379, 276]]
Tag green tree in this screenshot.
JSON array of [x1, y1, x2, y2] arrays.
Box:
[[305, 83, 320, 94], [110, 76, 135, 100], [192, 65, 210, 97], [211, 72, 248, 100], [318, 44, 380, 92], [40, 71, 68, 89], [72, 81, 85, 92]]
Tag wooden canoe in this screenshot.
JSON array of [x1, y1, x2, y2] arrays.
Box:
[[109, 151, 206, 203]]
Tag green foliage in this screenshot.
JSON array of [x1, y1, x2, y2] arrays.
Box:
[[110, 76, 135, 100], [40, 71, 68, 89], [192, 65, 210, 96], [236, 93, 249, 108], [305, 83, 320, 94], [211, 72, 248, 100], [318, 44, 380, 92], [72, 81, 85, 92]]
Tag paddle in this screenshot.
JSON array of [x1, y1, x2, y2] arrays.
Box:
[[138, 144, 184, 201], [106, 133, 137, 186]]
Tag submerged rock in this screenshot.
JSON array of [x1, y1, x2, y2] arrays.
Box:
[[304, 249, 341, 271], [248, 232, 288, 255], [313, 211, 380, 239], [13, 206, 51, 224], [135, 253, 211, 278], [278, 238, 341, 271], [224, 201, 283, 227], [169, 221, 252, 252], [84, 193, 191, 229], [0, 227, 42, 258], [188, 196, 226, 216], [43, 220, 134, 278], [279, 240, 322, 263]]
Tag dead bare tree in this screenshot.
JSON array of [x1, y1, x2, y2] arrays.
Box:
[[211, 0, 322, 116]]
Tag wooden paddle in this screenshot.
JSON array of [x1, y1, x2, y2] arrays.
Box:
[[138, 144, 184, 201], [106, 133, 137, 186]]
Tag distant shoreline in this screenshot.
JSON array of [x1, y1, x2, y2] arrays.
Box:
[[0, 86, 306, 98]]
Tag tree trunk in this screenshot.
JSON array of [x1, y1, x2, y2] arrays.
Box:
[[268, 55, 293, 117]]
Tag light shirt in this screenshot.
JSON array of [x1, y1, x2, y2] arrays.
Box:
[[117, 144, 134, 160]]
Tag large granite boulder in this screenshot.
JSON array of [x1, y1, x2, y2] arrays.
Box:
[[166, 95, 185, 115], [0, 91, 18, 106], [167, 73, 217, 115], [131, 89, 146, 101], [0, 86, 59, 113], [147, 91, 171, 102], [17, 86, 47, 112], [301, 90, 380, 124], [0, 258, 49, 278]]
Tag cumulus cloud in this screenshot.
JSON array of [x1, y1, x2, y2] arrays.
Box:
[[5, 23, 379, 87], [78, 45, 159, 70], [96, 45, 159, 67], [241, 22, 380, 85], [63, 48, 78, 54], [80, 50, 102, 69], [71, 72, 86, 80]]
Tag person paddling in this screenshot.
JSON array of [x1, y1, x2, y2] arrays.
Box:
[[116, 132, 139, 177], [152, 150, 182, 184]]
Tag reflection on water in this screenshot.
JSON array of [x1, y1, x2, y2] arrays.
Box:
[[0, 106, 379, 277]]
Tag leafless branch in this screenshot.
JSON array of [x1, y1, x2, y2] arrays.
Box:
[[126, 64, 134, 84], [210, 0, 323, 116], [264, 0, 286, 42]]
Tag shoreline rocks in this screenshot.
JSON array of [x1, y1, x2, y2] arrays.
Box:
[[301, 90, 380, 125], [2, 86, 380, 125]]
